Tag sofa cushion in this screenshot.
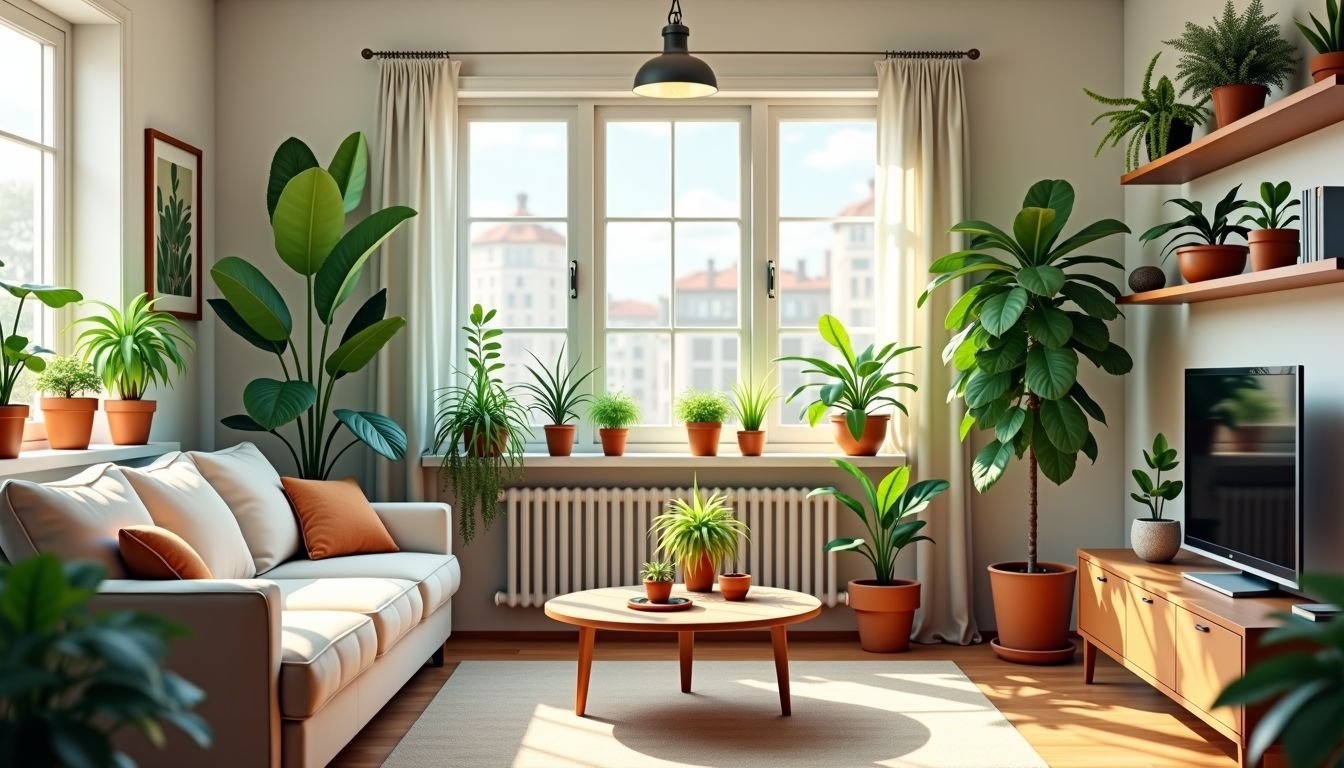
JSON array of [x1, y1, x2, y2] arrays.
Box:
[[123, 459, 256, 579], [119, 525, 213, 579], [0, 464, 152, 577], [274, 578, 423, 655], [264, 553, 460, 616], [186, 442, 300, 574], [279, 610, 377, 719], [281, 477, 398, 560]]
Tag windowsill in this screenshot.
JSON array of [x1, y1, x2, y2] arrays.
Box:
[[0, 442, 180, 479], [421, 452, 904, 469]]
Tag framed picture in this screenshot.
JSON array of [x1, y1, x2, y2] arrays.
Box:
[[145, 129, 203, 320]]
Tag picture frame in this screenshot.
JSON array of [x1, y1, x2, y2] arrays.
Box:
[[145, 129, 203, 320]]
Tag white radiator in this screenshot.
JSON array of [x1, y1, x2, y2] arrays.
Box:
[[494, 487, 842, 608]]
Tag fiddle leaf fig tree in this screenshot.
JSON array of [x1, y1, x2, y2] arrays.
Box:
[[211, 133, 416, 478], [918, 179, 1133, 572]]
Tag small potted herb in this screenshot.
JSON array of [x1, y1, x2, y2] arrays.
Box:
[[520, 344, 596, 457], [1297, 1, 1344, 82], [0, 275, 81, 458], [35, 356, 102, 450], [1240, 180, 1301, 272], [650, 479, 747, 593], [674, 389, 730, 457], [1130, 433, 1184, 563], [1139, 185, 1252, 283], [590, 391, 639, 456], [730, 377, 776, 456], [640, 560, 675, 604], [1083, 52, 1209, 172]]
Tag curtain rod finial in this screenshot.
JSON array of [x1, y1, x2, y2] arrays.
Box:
[[967, 48, 980, 60], [361, 48, 375, 60]]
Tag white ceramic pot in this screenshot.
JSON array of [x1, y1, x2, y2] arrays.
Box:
[[1131, 518, 1181, 563]]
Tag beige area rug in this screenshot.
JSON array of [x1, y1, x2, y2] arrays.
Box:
[[383, 661, 1047, 767]]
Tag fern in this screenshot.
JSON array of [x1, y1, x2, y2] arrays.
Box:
[[1083, 52, 1210, 172], [1165, 0, 1298, 98]]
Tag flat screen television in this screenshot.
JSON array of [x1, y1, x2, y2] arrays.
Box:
[[1182, 366, 1303, 596]]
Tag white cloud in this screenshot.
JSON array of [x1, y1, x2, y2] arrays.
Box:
[[804, 128, 876, 171]]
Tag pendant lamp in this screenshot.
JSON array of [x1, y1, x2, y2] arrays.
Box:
[[633, 0, 718, 98]]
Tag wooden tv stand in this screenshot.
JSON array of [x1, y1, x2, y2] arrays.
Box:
[[1077, 548, 1305, 767]]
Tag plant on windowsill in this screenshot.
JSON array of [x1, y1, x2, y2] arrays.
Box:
[[34, 356, 101, 450], [590, 391, 639, 457], [433, 304, 529, 543], [1240, 181, 1301, 272], [1138, 185, 1252, 284], [811, 459, 949, 652], [1298, 0, 1344, 82], [650, 478, 747, 593], [640, 560, 676, 604], [73, 293, 193, 447], [0, 269, 81, 459], [776, 314, 918, 457], [674, 389, 730, 457], [520, 343, 596, 457], [1129, 433, 1184, 563], [919, 178, 1132, 663], [730, 376, 776, 456], [1083, 52, 1210, 172]]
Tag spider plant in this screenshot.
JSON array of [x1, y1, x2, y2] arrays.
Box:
[[1084, 52, 1210, 172], [73, 293, 194, 400], [650, 478, 748, 577], [730, 376, 776, 432], [520, 343, 595, 426], [640, 561, 675, 583]]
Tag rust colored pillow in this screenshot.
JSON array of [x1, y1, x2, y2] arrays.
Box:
[[281, 477, 399, 560], [119, 525, 214, 580]]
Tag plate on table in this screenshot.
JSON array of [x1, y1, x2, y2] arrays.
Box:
[[627, 596, 693, 612]]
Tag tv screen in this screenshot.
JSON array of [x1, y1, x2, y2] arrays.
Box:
[[1183, 366, 1302, 587]]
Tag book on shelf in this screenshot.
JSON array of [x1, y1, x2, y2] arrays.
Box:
[[1300, 186, 1344, 262]]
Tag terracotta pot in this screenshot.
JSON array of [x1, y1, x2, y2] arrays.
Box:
[[1248, 229, 1299, 272], [1131, 518, 1182, 564], [685, 422, 721, 457], [543, 424, 576, 457], [644, 580, 673, 604], [462, 425, 507, 458], [847, 579, 921, 653], [0, 404, 28, 458], [830, 413, 889, 456], [1229, 425, 1265, 453], [718, 573, 751, 601], [599, 427, 628, 456], [104, 399, 156, 446], [1211, 84, 1268, 128], [682, 553, 716, 593], [1177, 244, 1247, 283], [40, 397, 98, 450], [1310, 52, 1344, 83], [737, 430, 766, 457], [988, 562, 1077, 658]]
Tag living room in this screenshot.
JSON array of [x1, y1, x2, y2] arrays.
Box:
[[0, 0, 1340, 766]]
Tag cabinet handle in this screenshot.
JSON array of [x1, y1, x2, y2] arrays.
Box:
[[1095, 575, 1107, 583], [1194, 623, 1210, 633], [1141, 597, 1154, 605]]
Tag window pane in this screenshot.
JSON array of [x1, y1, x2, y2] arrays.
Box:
[[674, 334, 738, 396], [468, 221, 568, 328], [606, 222, 670, 328], [0, 23, 42, 142], [674, 222, 738, 328], [777, 221, 876, 329], [674, 122, 738, 217], [606, 122, 670, 217], [607, 332, 671, 425], [778, 121, 876, 218], [468, 122, 566, 217], [0, 140, 42, 292]]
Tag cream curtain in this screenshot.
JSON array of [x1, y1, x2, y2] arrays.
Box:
[[876, 58, 980, 644], [370, 59, 461, 501]]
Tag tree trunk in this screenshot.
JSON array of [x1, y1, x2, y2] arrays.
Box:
[[1026, 394, 1040, 573]]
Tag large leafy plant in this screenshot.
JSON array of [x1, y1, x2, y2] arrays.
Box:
[[918, 179, 1133, 572], [0, 267, 82, 405], [74, 294, 193, 400], [1084, 52, 1210, 172], [1166, 0, 1298, 98], [1138, 185, 1251, 263], [211, 133, 416, 479], [1298, 0, 1344, 54], [0, 555, 210, 766], [155, 163, 193, 296]]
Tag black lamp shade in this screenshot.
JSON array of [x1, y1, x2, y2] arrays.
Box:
[[633, 23, 718, 98]]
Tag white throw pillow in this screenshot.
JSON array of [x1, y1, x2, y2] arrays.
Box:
[[185, 442, 300, 573], [122, 459, 257, 580], [0, 463, 153, 578]]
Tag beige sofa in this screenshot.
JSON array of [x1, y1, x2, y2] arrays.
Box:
[[0, 443, 460, 768]]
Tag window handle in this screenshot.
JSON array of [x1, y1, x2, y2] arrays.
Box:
[[767, 260, 777, 299], [569, 260, 578, 299]]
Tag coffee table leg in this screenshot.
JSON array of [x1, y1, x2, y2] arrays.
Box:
[[679, 631, 694, 692], [771, 625, 791, 716], [575, 626, 596, 716]]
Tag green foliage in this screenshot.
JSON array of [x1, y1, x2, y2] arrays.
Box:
[[1214, 385, 1279, 425], [674, 389, 730, 424], [433, 304, 529, 543], [1215, 573, 1344, 768], [1084, 52, 1211, 172], [74, 293, 193, 400], [1297, 0, 1344, 54], [640, 560, 676, 583], [776, 313, 918, 441], [33, 356, 101, 398], [810, 460, 949, 584], [0, 555, 210, 766], [730, 376, 777, 431], [520, 344, 595, 426], [155, 163, 194, 296], [1131, 433, 1182, 521], [210, 132, 416, 480], [1139, 185, 1252, 262], [1165, 0, 1299, 98], [1241, 180, 1301, 230], [650, 478, 748, 566], [0, 271, 81, 405], [590, 391, 640, 429]]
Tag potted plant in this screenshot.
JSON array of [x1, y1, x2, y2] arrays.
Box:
[[1240, 180, 1301, 272], [1298, 1, 1344, 82], [650, 478, 747, 593], [1130, 433, 1184, 563], [777, 314, 917, 456], [1139, 185, 1252, 283], [74, 294, 193, 446], [811, 459, 949, 653], [0, 280, 81, 458], [0, 555, 211, 766], [521, 343, 595, 457], [1213, 385, 1279, 452], [433, 304, 529, 543], [730, 376, 776, 456], [590, 391, 638, 456], [1165, 0, 1298, 128], [674, 389, 730, 457], [718, 572, 751, 601], [35, 356, 101, 450], [919, 179, 1132, 663], [1084, 52, 1210, 172], [640, 560, 675, 604]]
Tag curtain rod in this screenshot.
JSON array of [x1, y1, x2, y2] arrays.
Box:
[[360, 47, 980, 61]]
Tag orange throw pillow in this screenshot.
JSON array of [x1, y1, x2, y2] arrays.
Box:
[[282, 477, 399, 560], [119, 525, 214, 580]]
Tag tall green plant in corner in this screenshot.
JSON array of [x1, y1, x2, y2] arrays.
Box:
[[211, 133, 417, 478]]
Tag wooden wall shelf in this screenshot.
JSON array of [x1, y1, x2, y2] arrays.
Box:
[[1121, 76, 1344, 185], [1119, 258, 1344, 305]]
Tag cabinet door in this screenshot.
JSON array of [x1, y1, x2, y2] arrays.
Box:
[[1175, 608, 1243, 733], [1125, 583, 1176, 689], [1079, 559, 1125, 654]]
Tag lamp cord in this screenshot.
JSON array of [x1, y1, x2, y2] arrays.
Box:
[[667, 0, 682, 25]]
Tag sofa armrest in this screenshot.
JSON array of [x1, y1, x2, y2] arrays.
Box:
[[372, 501, 452, 555], [93, 580, 282, 768]]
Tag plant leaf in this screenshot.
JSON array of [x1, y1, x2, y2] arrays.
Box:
[[267, 137, 319, 220], [1026, 345, 1078, 400], [210, 256, 292, 342], [324, 317, 407, 375], [980, 287, 1029, 336], [328, 132, 369, 214], [272, 168, 346, 275], [243, 378, 317, 430], [314, 206, 417, 322], [335, 409, 408, 460]]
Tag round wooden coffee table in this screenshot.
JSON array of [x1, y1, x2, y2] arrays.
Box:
[[544, 585, 822, 717]]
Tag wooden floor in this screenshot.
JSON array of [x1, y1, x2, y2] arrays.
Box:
[[331, 636, 1240, 768]]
